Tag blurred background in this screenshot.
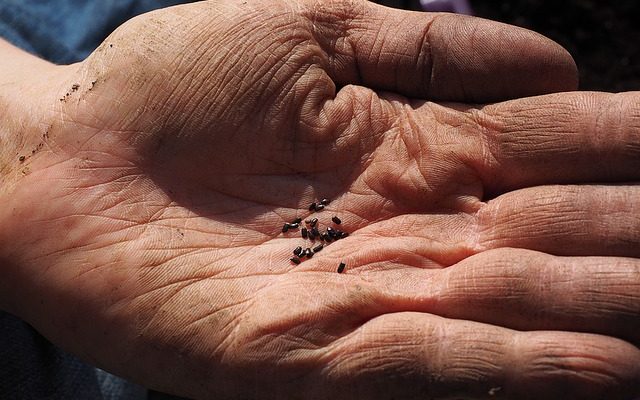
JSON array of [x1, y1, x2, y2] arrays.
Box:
[[379, 0, 640, 92], [472, 0, 640, 92]]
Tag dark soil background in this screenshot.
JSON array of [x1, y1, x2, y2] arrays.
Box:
[[471, 0, 640, 92]]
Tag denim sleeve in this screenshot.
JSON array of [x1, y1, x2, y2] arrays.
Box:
[[0, 311, 149, 400], [0, 0, 188, 64]]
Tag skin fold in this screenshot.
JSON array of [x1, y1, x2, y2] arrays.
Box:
[[0, 0, 638, 399]]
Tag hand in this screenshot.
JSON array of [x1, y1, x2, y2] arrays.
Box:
[[1, 0, 639, 399]]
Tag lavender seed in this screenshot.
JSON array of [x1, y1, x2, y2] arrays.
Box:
[[337, 262, 346, 273], [320, 198, 331, 206], [308, 202, 317, 211], [331, 216, 342, 224], [301, 227, 308, 239], [293, 246, 303, 256], [290, 257, 301, 265], [313, 244, 324, 252]]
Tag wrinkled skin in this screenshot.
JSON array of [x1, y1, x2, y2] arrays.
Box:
[[1, 0, 640, 399]]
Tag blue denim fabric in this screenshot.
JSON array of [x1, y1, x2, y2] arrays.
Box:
[[0, 311, 148, 400], [0, 0, 187, 64]]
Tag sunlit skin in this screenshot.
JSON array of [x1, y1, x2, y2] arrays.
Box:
[[1, 1, 639, 399]]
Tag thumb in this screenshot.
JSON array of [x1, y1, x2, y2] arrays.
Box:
[[310, 0, 578, 102]]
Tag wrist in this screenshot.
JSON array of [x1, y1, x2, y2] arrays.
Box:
[[0, 39, 74, 313], [0, 39, 69, 177]]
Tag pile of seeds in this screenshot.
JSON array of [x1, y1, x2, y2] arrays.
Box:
[[282, 198, 348, 273]]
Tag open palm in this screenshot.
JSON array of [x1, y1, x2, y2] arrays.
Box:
[[1, 1, 639, 399]]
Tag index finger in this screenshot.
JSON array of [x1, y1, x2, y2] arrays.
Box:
[[467, 91, 640, 195]]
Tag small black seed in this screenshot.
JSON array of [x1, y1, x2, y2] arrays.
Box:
[[308, 230, 316, 240], [290, 257, 301, 265], [337, 262, 346, 273], [293, 246, 303, 256], [320, 198, 331, 206], [314, 204, 325, 212], [308, 202, 317, 211], [305, 219, 313, 224], [290, 222, 300, 229], [305, 248, 314, 258], [282, 223, 290, 233], [292, 217, 302, 224], [332, 216, 342, 224], [336, 231, 349, 239], [310, 218, 318, 227], [311, 227, 320, 237], [301, 227, 308, 239], [313, 244, 324, 252], [322, 233, 332, 242], [326, 227, 336, 237]]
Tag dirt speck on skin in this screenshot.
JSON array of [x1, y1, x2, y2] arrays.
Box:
[[59, 90, 72, 102], [30, 142, 44, 156], [71, 83, 80, 92], [18, 155, 25, 162]]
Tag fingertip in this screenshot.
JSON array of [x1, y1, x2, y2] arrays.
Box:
[[511, 332, 640, 400], [546, 38, 579, 92], [513, 26, 579, 95], [426, 14, 579, 102]]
